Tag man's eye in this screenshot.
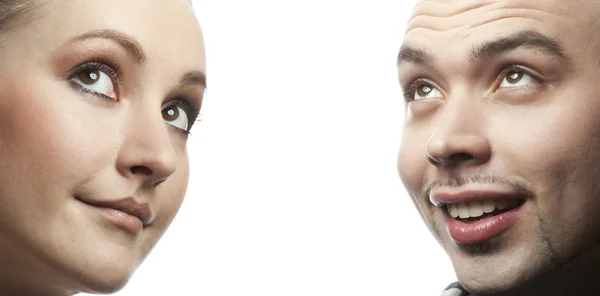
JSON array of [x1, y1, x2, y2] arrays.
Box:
[[414, 84, 442, 101], [162, 105, 189, 132], [499, 70, 536, 88]]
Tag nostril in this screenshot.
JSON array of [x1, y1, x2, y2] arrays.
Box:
[[448, 153, 473, 162], [130, 165, 153, 176]]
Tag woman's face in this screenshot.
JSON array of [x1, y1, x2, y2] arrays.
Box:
[[0, 0, 205, 294]]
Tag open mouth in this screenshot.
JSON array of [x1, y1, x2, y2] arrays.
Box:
[[445, 199, 525, 223]]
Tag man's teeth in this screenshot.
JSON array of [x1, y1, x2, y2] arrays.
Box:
[[448, 200, 513, 219]]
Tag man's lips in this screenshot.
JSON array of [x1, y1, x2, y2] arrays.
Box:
[[429, 187, 526, 207], [443, 202, 522, 245], [429, 187, 527, 245]]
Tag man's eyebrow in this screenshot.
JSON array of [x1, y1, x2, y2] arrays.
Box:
[[70, 29, 146, 64], [397, 45, 433, 65], [180, 71, 207, 89], [397, 30, 571, 68], [469, 30, 569, 65]]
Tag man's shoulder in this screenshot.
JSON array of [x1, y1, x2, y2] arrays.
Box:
[[440, 282, 470, 296]]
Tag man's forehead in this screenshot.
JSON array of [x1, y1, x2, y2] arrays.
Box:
[[410, 0, 569, 12], [400, 0, 600, 55], [405, 0, 595, 35]]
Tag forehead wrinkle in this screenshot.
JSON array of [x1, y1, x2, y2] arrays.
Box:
[[410, 0, 498, 19], [406, 0, 571, 38], [465, 7, 564, 30], [406, 0, 503, 34]]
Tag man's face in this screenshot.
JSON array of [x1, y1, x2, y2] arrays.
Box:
[[398, 0, 600, 294]]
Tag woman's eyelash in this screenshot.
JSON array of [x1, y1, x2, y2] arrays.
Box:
[[68, 59, 204, 134], [67, 57, 122, 88], [168, 98, 202, 132]]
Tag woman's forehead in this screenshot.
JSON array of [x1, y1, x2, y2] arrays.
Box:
[[10, 0, 205, 73]]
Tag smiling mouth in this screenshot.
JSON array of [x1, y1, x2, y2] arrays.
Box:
[[445, 199, 525, 223]]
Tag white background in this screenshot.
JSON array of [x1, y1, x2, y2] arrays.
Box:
[[103, 1, 456, 295]]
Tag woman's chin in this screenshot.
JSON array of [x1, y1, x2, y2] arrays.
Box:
[[63, 257, 138, 295]]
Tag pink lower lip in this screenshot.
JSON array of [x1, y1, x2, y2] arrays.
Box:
[[445, 206, 521, 245], [95, 206, 143, 234]]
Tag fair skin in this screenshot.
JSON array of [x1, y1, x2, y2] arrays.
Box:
[[0, 0, 205, 295], [398, 0, 600, 295]]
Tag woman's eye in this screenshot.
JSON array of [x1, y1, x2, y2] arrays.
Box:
[[499, 70, 535, 88], [162, 105, 189, 132], [413, 84, 442, 101], [71, 70, 117, 100]]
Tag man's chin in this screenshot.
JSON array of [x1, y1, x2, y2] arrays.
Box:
[[449, 244, 552, 296]]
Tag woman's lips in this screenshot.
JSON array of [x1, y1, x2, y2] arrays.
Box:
[[76, 196, 153, 234]]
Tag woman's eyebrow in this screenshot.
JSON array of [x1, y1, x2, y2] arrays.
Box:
[[67, 29, 146, 64], [180, 71, 207, 89]]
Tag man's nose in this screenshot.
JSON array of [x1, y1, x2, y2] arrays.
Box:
[[425, 101, 491, 168]]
